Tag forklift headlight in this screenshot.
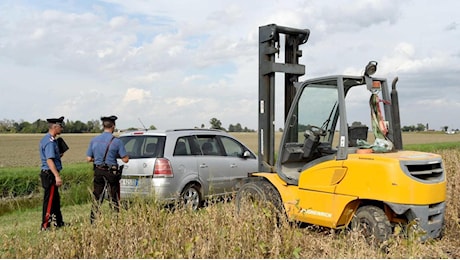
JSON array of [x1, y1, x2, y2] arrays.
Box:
[[364, 61, 378, 76]]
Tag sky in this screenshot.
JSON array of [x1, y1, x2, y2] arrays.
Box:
[[1, 0, 459, 131]]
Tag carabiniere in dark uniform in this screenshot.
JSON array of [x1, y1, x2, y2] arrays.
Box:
[[86, 115, 129, 223], [39, 116, 69, 230]]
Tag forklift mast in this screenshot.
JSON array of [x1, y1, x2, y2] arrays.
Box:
[[258, 24, 310, 172]]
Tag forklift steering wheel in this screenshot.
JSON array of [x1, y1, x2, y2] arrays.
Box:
[[305, 125, 325, 137]]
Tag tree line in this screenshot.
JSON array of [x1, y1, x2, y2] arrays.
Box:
[[0, 119, 103, 133], [0, 118, 256, 133], [4, 117, 449, 134], [401, 124, 458, 132], [207, 118, 255, 132]]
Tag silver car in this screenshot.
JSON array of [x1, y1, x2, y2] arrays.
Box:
[[117, 129, 257, 209]]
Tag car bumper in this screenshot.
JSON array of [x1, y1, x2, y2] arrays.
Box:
[[120, 177, 178, 202]]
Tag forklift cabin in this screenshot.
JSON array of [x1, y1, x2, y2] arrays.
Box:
[[258, 24, 403, 179]]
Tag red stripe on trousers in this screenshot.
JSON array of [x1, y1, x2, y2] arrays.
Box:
[[43, 184, 55, 229]]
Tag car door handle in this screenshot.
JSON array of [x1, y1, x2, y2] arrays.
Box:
[[199, 163, 208, 168], [230, 163, 237, 168]]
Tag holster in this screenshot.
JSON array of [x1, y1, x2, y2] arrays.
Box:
[[40, 170, 55, 189], [110, 165, 124, 176], [94, 164, 123, 180]]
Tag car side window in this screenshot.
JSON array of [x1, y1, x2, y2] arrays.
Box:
[[219, 136, 247, 157], [174, 137, 191, 156], [196, 135, 223, 156]]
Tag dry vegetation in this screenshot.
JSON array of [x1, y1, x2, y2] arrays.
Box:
[[0, 132, 460, 258]]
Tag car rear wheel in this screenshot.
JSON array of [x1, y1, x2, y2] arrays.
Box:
[[181, 183, 202, 210], [350, 205, 392, 243]]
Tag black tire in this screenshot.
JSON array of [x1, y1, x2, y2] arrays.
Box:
[[180, 183, 202, 210], [235, 180, 285, 222], [350, 205, 392, 243]]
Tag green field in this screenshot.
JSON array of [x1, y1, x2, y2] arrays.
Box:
[[1, 132, 460, 258]]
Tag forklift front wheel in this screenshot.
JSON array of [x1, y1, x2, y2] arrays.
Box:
[[235, 180, 285, 223], [350, 205, 392, 243]]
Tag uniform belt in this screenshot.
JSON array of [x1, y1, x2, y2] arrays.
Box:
[[41, 169, 51, 174], [95, 164, 118, 169]]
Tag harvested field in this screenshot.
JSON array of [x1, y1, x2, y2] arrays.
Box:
[[1, 132, 460, 168], [0, 133, 96, 168]]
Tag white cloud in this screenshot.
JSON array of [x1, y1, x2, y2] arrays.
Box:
[[122, 88, 152, 104], [394, 42, 415, 57], [0, 0, 459, 132], [165, 97, 201, 107], [109, 16, 129, 28], [182, 75, 205, 84], [131, 72, 161, 84]]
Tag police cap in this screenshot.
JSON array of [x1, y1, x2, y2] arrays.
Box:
[[46, 116, 65, 125], [101, 115, 118, 123]]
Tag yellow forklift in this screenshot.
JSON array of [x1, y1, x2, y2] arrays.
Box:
[[235, 24, 446, 242]]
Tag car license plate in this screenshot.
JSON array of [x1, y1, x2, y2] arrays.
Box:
[[121, 178, 138, 187]]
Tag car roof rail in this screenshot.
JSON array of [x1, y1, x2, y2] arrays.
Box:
[[166, 128, 225, 133]]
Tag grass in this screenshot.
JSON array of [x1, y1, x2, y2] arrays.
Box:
[[0, 163, 93, 215], [404, 142, 460, 152]]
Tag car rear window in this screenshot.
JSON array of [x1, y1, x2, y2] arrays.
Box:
[[120, 135, 165, 159]]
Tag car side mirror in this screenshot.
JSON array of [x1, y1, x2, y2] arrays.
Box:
[[242, 150, 251, 158]]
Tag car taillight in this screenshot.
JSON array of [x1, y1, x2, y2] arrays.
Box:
[[153, 158, 173, 177]]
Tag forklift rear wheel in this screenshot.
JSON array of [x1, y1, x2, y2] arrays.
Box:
[[235, 180, 285, 222], [350, 205, 392, 243]]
